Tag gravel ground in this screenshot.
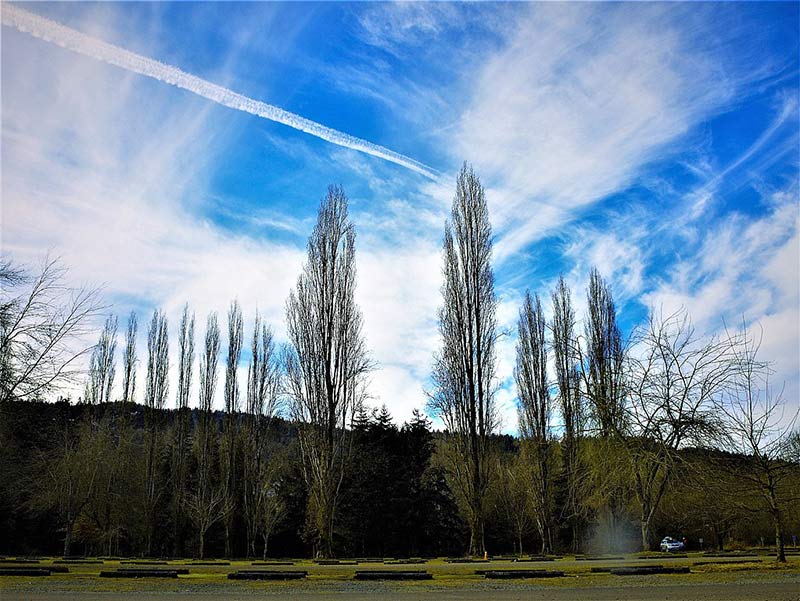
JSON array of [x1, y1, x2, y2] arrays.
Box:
[[1, 581, 799, 601]]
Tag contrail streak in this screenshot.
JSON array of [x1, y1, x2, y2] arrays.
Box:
[[2, 4, 439, 180]]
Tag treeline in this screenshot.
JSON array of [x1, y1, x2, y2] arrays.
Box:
[[0, 398, 797, 559], [0, 399, 465, 559], [1, 165, 798, 561]]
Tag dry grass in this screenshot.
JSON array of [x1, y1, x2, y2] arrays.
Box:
[[0, 553, 797, 595]]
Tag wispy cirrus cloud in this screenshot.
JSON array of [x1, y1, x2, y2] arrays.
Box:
[[451, 3, 789, 262], [1, 4, 448, 420], [2, 5, 304, 406], [643, 185, 799, 404], [345, 2, 798, 432], [688, 95, 799, 219], [2, 2, 796, 433]]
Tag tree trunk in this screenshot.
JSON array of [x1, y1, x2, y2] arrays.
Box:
[[772, 507, 786, 563], [539, 510, 552, 554], [608, 496, 621, 553], [145, 422, 158, 558], [325, 509, 334, 559], [172, 499, 181, 557], [712, 523, 724, 551], [640, 519, 651, 552], [63, 518, 73, 557], [146, 525, 153, 557], [469, 512, 485, 557]]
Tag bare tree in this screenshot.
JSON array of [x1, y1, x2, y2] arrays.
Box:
[[0, 258, 26, 319], [30, 416, 101, 556], [186, 312, 226, 559], [550, 276, 585, 552], [258, 445, 288, 559], [121, 311, 138, 404], [243, 313, 281, 557], [176, 303, 195, 411], [221, 300, 243, 557], [144, 310, 170, 411], [285, 185, 371, 558], [171, 303, 194, 555], [515, 291, 554, 553], [625, 309, 738, 550], [143, 309, 168, 556], [198, 313, 220, 417], [82, 414, 136, 557], [0, 259, 26, 392], [716, 325, 799, 562], [0, 256, 104, 402], [579, 268, 627, 549], [497, 450, 536, 556], [84, 315, 118, 405], [428, 163, 498, 557], [184, 477, 227, 560], [224, 301, 244, 417], [583, 269, 625, 436]]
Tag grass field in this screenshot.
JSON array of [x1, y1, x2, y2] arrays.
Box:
[[1, 552, 798, 600]]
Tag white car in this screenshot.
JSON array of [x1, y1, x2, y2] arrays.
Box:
[[660, 537, 685, 552]]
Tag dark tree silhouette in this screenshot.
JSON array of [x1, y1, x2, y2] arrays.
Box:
[[551, 276, 585, 552], [143, 309, 168, 556], [515, 290, 554, 553], [121, 311, 138, 404], [429, 163, 498, 557], [84, 315, 118, 405], [0, 256, 104, 402], [285, 185, 371, 558], [171, 303, 194, 555]]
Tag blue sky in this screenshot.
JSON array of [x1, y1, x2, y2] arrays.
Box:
[[2, 2, 798, 431]]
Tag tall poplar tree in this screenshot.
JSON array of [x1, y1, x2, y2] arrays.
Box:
[[515, 291, 554, 553], [428, 163, 498, 557], [143, 309, 168, 556], [285, 185, 371, 558]]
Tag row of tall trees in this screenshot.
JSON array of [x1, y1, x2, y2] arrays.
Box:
[[1, 393, 796, 559], [1, 167, 797, 561], [1, 185, 371, 560], [426, 163, 798, 562]]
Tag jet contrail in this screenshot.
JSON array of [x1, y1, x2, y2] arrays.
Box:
[[2, 4, 439, 181]]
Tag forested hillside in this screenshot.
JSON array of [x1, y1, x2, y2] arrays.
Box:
[[1, 398, 797, 559]]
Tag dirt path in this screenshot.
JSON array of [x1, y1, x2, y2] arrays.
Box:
[[2, 581, 799, 601]]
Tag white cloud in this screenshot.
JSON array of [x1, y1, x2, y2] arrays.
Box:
[[355, 241, 442, 417], [643, 190, 800, 410], [1, 6, 449, 422], [688, 95, 799, 219], [453, 3, 769, 262], [493, 291, 525, 434], [2, 9, 305, 408], [564, 230, 647, 303], [356, 3, 485, 55], [3, 4, 439, 180], [3, 2, 795, 434]]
